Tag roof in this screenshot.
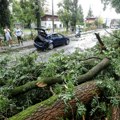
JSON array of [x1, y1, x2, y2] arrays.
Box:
[[85, 17, 96, 20], [42, 14, 58, 17], [43, 11, 58, 16]]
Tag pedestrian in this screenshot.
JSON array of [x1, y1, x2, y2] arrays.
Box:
[[14, 26, 23, 45], [75, 27, 81, 38], [4, 26, 12, 47]]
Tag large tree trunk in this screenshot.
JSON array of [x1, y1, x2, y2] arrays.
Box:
[[9, 81, 101, 120], [8, 58, 109, 97]]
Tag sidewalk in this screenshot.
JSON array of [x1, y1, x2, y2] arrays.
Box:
[[0, 40, 34, 53]]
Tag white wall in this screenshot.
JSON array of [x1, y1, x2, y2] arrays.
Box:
[[41, 21, 63, 29]]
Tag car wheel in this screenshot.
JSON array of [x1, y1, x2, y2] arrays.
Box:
[[48, 43, 54, 50], [65, 39, 70, 45]]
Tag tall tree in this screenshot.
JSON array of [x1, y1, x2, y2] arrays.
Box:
[[0, 0, 11, 31], [35, 0, 41, 28], [12, 0, 45, 28], [95, 16, 104, 28], [77, 5, 84, 25], [87, 7, 94, 18], [70, 0, 79, 31], [12, 0, 23, 25], [57, 0, 72, 32], [57, 10, 71, 32], [58, 0, 81, 32]]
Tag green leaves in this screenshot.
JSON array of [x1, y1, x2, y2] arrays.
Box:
[[87, 7, 94, 18], [90, 96, 107, 116], [97, 79, 120, 107], [101, 0, 120, 13], [76, 102, 86, 117], [12, 0, 45, 26], [0, 95, 14, 115], [58, 0, 84, 31], [0, 52, 41, 87], [0, 29, 120, 119]]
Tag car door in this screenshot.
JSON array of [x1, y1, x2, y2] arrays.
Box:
[[57, 34, 65, 45], [51, 34, 60, 46]]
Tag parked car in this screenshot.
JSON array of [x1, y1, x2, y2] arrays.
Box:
[[34, 28, 70, 51]]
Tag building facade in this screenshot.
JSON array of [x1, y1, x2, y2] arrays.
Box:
[[85, 17, 96, 24], [41, 14, 63, 29]]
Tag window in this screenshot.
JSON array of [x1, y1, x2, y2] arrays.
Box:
[[52, 34, 58, 38], [59, 24, 62, 28], [57, 34, 63, 38], [48, 18, 51, 21], [54, 24, 57, 28], [47, 36, 51, 39]]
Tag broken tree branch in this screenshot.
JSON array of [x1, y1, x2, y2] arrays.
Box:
[[95, 33, 107, 53], [8, 58, 110, 97]]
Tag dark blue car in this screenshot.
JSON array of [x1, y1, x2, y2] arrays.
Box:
[[34, 28, 70, 51]]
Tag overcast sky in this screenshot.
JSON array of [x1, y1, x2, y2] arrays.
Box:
[[46, 0, 120, 19]]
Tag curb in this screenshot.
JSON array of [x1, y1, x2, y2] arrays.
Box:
[[0, 44, 34, 54]]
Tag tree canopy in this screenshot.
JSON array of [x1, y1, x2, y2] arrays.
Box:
[[77, 5, 84, 25], [101, 0, 120, 13], [57, 0, 72, 32], [58, 0, 84, 32], [87, 7, 94, 18], [12, 0, 45, 28]]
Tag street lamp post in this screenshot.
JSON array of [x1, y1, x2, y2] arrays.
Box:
[[52, 0, 54, 32]]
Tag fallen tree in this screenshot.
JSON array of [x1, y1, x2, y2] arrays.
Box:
[[8, 58, 110, 97], [9, 81, 101, 120], [1, 30, 120, 119], [37, 57, 110, 86]]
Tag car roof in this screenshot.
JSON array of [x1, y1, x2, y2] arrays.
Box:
[[48, 32, 62, 35]]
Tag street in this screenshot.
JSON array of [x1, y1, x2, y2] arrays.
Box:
[[0, 29, 112, 62], [35, 29, 113, 62]]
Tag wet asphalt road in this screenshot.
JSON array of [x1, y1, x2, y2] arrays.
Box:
[[36, 33, 98, 62], [1, 29, 112, 61], [35, 29, 112, 62], [9, 32, 97, 62]]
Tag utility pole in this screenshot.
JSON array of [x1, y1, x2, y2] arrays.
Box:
[[52, 0, 54, 32]]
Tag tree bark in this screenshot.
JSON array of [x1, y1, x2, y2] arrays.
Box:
[[95, 33, 107, 53], [9, 81, 101, 120], [8, 58, 110, 97], [9, 77, 62, 97], [111, 106, 120, 120], [77, 57, 110, 84]]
